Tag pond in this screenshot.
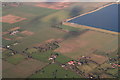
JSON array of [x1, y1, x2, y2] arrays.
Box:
[[68, 4, 119, 32]]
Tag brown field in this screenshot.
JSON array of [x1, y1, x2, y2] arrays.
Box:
[[89, 54, 108, 64], [55, 31, 118, 59], [45, 38, 55, 43], [35, 2, 72, 10], [3, 59, 48, 78], [0, 14, 26, 24], [21, 30, 34, 36], [9, 27, 20, 32]]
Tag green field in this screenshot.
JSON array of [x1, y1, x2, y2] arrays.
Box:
[[33, 52, 72, 64], [6, 54, 25, 64], [30, 64, 80, 78], [28, 49, 72, 64]]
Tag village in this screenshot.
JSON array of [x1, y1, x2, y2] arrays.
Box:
[[3, 36, 119, 78]]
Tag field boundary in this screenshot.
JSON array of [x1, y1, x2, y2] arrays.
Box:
[[63, 22, 119, 35]]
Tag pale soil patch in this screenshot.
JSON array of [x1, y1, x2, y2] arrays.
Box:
[[35, 2, 72, 10], [45, 38, 55, 43], [21, 30, 34, 36], [3, 59, 48, 78], [8, 27, 20, 32], [89, 54, 108, 64], [0, 14, 26, 24]]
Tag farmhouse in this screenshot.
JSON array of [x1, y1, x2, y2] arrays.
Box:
[[67, 61, 75, 65], [48, 54, 58, 63]]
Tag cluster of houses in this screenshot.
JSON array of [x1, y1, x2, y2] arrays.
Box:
[[111, 63, 119, 68], [67, 56, 91, 66], [48, 54, 89, 66], [67, 60, 82, 66], [3, 41, 20, 57], [109, 57, 119, 69]]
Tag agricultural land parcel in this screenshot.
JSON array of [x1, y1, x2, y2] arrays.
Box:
[[2, 2, 118, 78]]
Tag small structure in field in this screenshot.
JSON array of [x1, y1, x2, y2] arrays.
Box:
[[48, 53, 58, 63], [10, 30, 19, 35], [61, 64, 66, 67], [6, 45, 11, 48]]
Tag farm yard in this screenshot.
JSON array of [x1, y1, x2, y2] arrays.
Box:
[[2, 2, 119, 79]]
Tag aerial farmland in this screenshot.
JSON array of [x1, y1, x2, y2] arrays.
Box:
[[1, 2, 119, 79]]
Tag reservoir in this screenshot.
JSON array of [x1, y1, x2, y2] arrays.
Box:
[[68, 4, 119, 32]]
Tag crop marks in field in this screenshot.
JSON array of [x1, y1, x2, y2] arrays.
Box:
[[0, 14, 27, 24]]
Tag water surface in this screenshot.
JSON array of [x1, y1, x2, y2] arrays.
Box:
[[68, 4, 119, 32]]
